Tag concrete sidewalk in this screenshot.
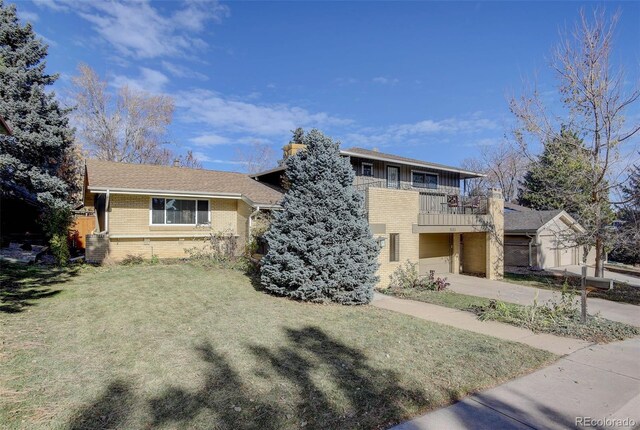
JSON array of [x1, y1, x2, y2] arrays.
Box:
[[445, 274, 640, 327], [372, 293, 590, 355], [393, 337, 640, 430]]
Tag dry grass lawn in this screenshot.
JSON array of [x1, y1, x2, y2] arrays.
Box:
[[0, 262, 555, 429]]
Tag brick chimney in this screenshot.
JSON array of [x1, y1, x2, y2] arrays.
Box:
[[282, 127, 306, 159]]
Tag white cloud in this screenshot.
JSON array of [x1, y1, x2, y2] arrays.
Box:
[[192, 152, 248, 165], [189, 134, 231, 147], [52, 0, 228, 59], [341, 115, 499, 148], [372, 76, 399, 85], [161, 61, 209, 81], [111, 67, 169, 94], [175, 89, 352, 136], [32, 0, 69, 12], [18, 10, 39, 22]]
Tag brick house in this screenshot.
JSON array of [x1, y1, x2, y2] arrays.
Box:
[[83, 144, 504, 286], [82, 160, 282, 262]]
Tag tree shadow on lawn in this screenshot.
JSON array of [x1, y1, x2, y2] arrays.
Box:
[[0, 262, 79, 313], [67, 380, 135, 430], [69, 326, 431, 429]]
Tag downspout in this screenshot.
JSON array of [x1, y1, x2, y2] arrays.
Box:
[[104, 189, 110, 234], [526, 233, 535, 268], [248, 206, 261, 238]]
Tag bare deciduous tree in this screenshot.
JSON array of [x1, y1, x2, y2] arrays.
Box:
[[509, 9, 640, 277], [461, 141, 528, 202], [71, 64, 179, 166], [234, 141, 277, 174]]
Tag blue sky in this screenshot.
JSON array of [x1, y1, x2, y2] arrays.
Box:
[[16, 0, 640, 171]]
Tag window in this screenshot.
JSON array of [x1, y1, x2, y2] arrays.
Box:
[[362, 162, 373, 177], [151, 198, 210, 225], [412, 171, 438, 189], [389, 233, 399, 262]]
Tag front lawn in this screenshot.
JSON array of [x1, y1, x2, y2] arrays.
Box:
[[504, 271, 640, 306], [0, 262, 554, 429]]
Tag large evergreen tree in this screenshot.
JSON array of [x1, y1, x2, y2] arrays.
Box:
[[518, 128, 614, 262], [0, 0, 74, 212], [260, 129, 379, 305], [518, 129, 594, 215]]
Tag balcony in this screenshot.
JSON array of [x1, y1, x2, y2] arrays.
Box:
[[356, 180, 493, 231]]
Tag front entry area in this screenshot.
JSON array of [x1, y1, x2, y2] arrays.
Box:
[[418, 232, 488, 277]]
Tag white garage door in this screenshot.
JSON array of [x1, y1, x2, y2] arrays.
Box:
[[557, 246, 574, 266]]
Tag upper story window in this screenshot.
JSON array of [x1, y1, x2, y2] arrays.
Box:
[[151, 198, 210, 225], [412, 171, 438, 189], [361, 162, 373, 177]]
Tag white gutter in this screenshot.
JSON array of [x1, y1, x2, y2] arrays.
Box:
[[87, 187, 282, 210]]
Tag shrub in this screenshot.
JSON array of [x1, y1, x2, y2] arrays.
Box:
[[388, 263, 449, 291], [185, 229, 243, 269], [49, 233, 70, 266], [121, 254, 144, 266], [40, 204, 73, 266]]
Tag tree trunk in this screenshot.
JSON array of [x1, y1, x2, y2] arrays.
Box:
[[594, 236, 604, 277]]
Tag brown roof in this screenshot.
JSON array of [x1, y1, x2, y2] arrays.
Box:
[[85, 159, 283, 206]]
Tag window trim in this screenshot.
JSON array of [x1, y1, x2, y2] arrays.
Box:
[[149, 197, 210, 226], [361, 162, 374, 177], [389, 233, 400, 262], [411, 170, 438, 189]]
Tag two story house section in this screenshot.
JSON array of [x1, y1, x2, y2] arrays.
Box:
[[253, 145, 505, 287]]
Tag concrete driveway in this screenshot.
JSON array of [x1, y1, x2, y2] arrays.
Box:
[[444, 273, 640, 327], [393, 337, 640, 430], [550, 265, 640, 288]]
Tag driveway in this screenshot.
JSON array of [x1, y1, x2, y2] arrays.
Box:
[[550, 264, 640, 287], [393, 337, 640, 430], [444, 273, 640, 327]]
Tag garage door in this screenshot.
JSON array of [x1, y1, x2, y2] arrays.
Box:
[[557, 246, 574, 266]]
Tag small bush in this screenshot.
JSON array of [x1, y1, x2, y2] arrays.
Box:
[[388, 262, 449, 291], [185, 229, 245, 269], [150, 254, 160, 265], [121, 254, 144, 266], [49, 233, 70, 266]]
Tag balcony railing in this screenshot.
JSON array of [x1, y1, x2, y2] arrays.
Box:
[[419, 192, 488, 215], [354, 178, 488, 215]]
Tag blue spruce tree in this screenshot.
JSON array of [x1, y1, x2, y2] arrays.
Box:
[[1, 1, 75, 263], [261, 129, 380, 304]]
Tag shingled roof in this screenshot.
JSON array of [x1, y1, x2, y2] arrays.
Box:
[[504, 209, 564, 233], [85, 159, 283, 206]]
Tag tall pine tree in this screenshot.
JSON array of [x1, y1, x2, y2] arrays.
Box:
[[261, 129, 379, 305], [0, 1, 75, 227]]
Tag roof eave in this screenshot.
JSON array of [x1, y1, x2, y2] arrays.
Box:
[[339, 150, 486, 178]]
